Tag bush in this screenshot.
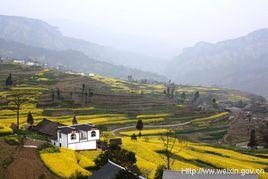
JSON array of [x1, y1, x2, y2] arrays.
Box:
[[38, 142, 59, 153], [1, 156, 14, 168], [154, 165, 166, 179], [94, 147, 137, 170], [116, 170, 139, 179], [4, 135, 22, 145], [70, 170, 88, 179]]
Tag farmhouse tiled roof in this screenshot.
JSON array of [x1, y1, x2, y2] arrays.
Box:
[[58, 124, 94, 134], [31, 118, 65, 139], [32, 119, 96, 139]]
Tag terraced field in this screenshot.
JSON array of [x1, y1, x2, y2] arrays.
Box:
[[1, 61, 267, 179]]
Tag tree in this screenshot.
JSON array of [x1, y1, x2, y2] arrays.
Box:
[[131, 133, 137, 140], [70, 92, 73, 99], [72, 116, 78, 125], [9, 93, 26, 129], [181, 92, 186, 103], [136, 119, 143, 136], [5, 73, 13, 86], [248, 129, 258, 150], [94, 147, 137, 170], [193, 91, 200, 102], [52, 91, 55, 101], [57, 88, 60, 100], [154, 165, 167, 179], [159, 131, 177, 169], [27, 111, 34, 126], [82, 84, 85, 92], [166, 86, 170, 96], [116, 170, 138, 179]]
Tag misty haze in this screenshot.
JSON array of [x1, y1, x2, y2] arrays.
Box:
[[0, 1, 267, 179]]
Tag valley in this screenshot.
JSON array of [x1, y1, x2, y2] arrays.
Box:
[[0, 61, 267, 178]]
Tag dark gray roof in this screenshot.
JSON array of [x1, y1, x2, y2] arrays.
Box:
[[58, 126, 76, 134], [31, 119, 65, 139], [58, 124, 94, 134], [74, 124, 93, 131], [89, 160, 124, 179], [163, 170, 257, 179]]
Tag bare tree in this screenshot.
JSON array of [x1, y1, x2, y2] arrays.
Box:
[[159, 130, 187, 169], [10, 93, 26, 129], [159, 130, 176, 169]]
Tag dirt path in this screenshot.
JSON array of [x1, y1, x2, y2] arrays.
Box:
[[112, 120, 192, 137], [6, 139, 58, 179]]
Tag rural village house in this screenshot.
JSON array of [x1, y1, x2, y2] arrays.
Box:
[[31, 119, 100, 150]]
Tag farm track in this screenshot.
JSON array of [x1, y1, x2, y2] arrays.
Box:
[[112, 120, 193, 137], [6, 139, 58, 179]]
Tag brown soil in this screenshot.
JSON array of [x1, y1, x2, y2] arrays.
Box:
[[6, 148, 58, 179], [2, 138, 59, 179]]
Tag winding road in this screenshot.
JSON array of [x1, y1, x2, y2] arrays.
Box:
[[112, 120, 193, 137]]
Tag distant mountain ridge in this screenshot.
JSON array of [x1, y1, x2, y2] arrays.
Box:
[[0, 38, 166, 81], [166, 28, 268, 98], [0, 15, 166, 74]]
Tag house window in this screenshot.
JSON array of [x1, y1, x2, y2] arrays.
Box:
[[71, 133, 76, 140], [80, 131, 88, 140], [91, 131, 96, 137]]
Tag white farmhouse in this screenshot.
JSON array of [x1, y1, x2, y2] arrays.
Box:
[[31, 119, 100, 150]]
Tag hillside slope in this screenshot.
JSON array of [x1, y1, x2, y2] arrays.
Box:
[[166, 28, 268, 98], [0, 15, 166, 74], [0, 38, 166, 81]]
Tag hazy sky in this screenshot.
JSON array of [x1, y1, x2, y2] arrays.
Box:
[[0, 0, 268, 49]]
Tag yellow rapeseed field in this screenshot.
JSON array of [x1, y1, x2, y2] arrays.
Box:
[[120, 137, 268, 179], [40, 148, 97, 178]]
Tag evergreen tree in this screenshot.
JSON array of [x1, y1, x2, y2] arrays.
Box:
[[70, 92, 73, 99], [248, 129, 258, 149], [5, 73, 13, 86], [72, 116, 78, 125], [27, 111, 34, 125], [131, 133, 137, 140], [52, 91, 55, 101], [57, 88, 60, 100], [181, 92, 186, 101], [136, 119, 143, 136], [82, 84, 85, 92], [193, 91, 200, 102]]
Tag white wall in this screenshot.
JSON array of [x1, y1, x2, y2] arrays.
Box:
[[54, 129, 100, 150], [88, 130, 100, 141], [68, 140, 97, 150]]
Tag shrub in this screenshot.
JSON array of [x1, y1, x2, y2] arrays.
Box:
[[154, 165, 166, 179], [4, 135, 22, 145], [38, 142, 59, 153], [2, 156, 14, 168], [94, 147, 137, 170], [116, 170, 139, 179], [70, 170, 88, 179]]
